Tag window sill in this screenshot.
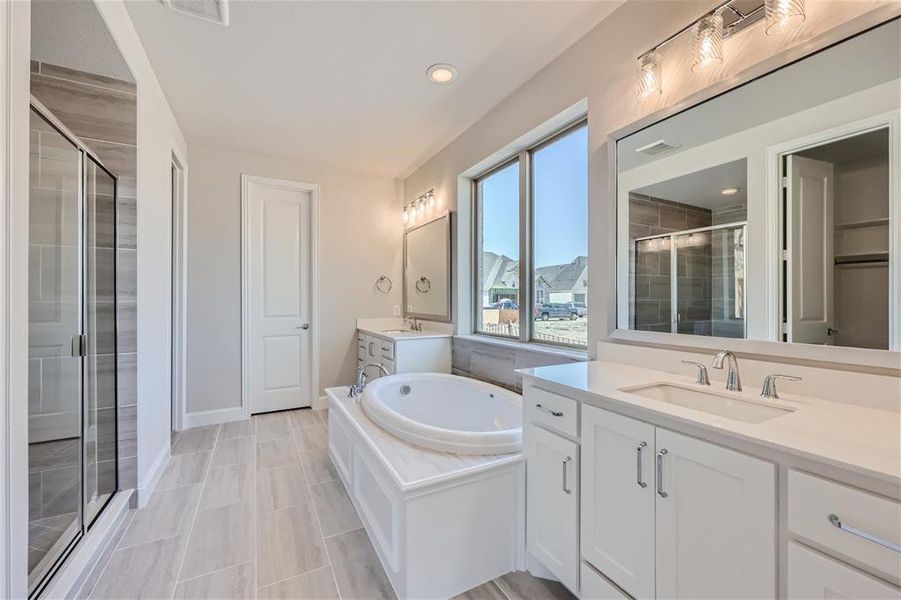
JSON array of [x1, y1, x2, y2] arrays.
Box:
[[454, 334, 588, 361]]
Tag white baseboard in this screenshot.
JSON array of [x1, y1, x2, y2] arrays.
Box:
[[41, 490, 132, 599], [183, 406, 245, 429], [136, 443, 170, 508], [313, 395, 329, 410]]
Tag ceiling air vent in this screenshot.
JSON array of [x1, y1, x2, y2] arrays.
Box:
[[635, 139, 680, 155], [162, 0, 229, 26]]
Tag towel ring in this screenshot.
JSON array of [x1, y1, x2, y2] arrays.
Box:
[[415, 276, 431, 293], [375, 276, 392, 293]]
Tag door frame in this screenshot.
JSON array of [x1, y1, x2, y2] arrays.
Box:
[[240, 174, 320, 419], [766, 110, 900, 351], [170, 151, 188, 432]]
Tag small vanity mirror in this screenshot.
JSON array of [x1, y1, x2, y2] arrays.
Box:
[[616, 19, 899, 352], [404, 213, 451, 322]]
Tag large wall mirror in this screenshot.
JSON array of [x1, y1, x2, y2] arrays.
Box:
[[616, 19, 899, 356], [404, 213, 452, 322]]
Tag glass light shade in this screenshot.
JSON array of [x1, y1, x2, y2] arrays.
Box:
[[637, 51, 663, 97], [403, 205, 409, 222], [691, 13, 724, 73], [765, 0, 806, 35]]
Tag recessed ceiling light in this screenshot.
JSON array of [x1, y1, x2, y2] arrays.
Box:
[[721, 187, 741, 196], [427, 64, 457, 84]]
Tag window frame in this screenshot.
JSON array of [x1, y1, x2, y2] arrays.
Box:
[[472, 118, 589, 349]]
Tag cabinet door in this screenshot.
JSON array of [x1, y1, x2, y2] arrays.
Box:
[[363, 335, 382, 377], [581, 406, 655, 600], [655, 428, 776, 599], [527, 425, 579, 593]]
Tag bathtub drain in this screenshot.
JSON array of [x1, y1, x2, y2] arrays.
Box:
[[399, 385, 411, 395]]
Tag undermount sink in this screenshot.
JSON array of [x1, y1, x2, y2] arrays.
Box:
[[381, 329, 412, 334], [621, 383, 794, 424]]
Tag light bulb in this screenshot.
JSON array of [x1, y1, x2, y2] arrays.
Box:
[[765, 0, 806, 35], [691, 13, 724, 73], [637, 51, 663, 98]]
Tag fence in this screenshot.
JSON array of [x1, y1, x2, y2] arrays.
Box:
[[480, 322, 582, 347]]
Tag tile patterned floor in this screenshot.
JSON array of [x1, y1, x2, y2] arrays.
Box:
[[80, 409, 574, 600]]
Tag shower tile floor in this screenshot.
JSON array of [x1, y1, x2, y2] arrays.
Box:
[[79, 408, 574, 600]]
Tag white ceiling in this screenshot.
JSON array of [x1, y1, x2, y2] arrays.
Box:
[[636, 158, 747, 210], [125, 0, 623, 178]]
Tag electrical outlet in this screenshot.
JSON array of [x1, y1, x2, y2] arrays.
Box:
[[393, 305, 400, 316]]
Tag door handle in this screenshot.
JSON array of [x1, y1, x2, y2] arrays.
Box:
[[656, 449, 668, 497], [297, 323, 310, 330], [562, 456, 572, 494], [535, 403, 563, 417], [636, 441, 648, 488]]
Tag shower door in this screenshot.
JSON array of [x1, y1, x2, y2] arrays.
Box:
[[28, 104, 118, 596]]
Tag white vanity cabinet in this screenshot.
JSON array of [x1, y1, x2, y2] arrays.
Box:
[[356, 330, 451, 378], [526, 425, 580, 593], [524, 384, 778, 600], [580, 404, 776, 600]]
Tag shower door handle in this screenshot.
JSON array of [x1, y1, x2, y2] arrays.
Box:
[[70, 334, 86, 357]]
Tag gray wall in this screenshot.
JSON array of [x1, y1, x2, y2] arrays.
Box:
[[185, 145, 402, 414]]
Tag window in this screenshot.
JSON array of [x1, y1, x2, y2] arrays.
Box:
[[474, 121, 588, 348]]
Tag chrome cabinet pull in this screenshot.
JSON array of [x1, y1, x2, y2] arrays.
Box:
[[656, 449, 668, 498], [828, 514, 901, 553], [535, 403, 563, 417], [562, 456, 572, 494], [636, 441, 648, 488]]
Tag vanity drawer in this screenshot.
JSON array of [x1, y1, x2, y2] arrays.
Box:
[[787, 542, 899, 599], [380, 341, 395, 361], [525, 386, 578, 438], [788, 470, 901, 580]]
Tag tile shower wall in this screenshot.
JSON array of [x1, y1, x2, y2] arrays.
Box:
[[629, 193, 712, 332], [31, 61, 138, 491], [451, 336, 586, 393]]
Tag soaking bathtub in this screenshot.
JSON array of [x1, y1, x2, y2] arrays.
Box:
[[361, 373, 522, 455], [325, 374, 525, 599]]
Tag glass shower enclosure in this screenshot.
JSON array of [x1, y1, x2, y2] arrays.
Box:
[[28, 102, 118, 596]]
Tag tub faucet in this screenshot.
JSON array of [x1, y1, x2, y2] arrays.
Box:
[[711, 350, 742, 392], [348, 362, 389, 399]]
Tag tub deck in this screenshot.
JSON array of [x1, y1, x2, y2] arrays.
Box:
[[326, 387, 522, 492]]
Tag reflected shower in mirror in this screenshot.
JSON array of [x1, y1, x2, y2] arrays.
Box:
[[404, 213, 452, 322], [616, 18, 899, 351]]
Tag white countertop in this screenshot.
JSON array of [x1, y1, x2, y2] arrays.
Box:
[[358, 326, 452, 342], [518, 360, 901, 486]]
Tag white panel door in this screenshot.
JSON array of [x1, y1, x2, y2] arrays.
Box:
[[245, 176, 312, 414], [581, 406, 655, 600], [787, 542, 900, 600], [787, 155, 835, 344], [655, 428, 776, 600], [527, 425, 579, 594]]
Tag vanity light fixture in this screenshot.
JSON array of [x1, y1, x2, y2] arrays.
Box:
[[403, 205, 409, 223], [691, 13, 724, 72], [427, 64, 457, 84], [765, 0, 806, 35], [637, 51, 663, 97], [721, 186, 741, 195], [636, 0, 805, 97]]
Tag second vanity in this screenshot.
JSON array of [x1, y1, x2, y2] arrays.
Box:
[[520, 350, 901, 600], [356, 318, 452, 378]]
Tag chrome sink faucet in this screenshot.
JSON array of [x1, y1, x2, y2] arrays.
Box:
[[681, 360, 710, 386], [712, 350, 742, 392], [403, 316, 422, 331], [347, 362, 389, 399], [760, 374, 801, 399]]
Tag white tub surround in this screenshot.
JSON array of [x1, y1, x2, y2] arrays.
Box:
[[362, 373, 522, 455], [518, 358, 900, 599], [326, 387, 525, 600], [357, 318, 452, 376]]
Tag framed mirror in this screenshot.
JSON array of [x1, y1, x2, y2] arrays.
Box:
[[616, 18, 899, 358], [404, 213, 452, 322]]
